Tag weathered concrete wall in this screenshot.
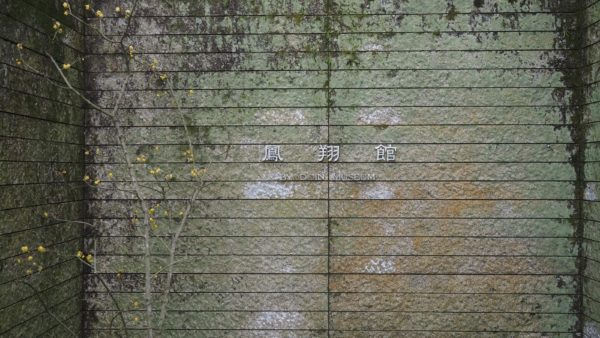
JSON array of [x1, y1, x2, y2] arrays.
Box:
[[0, 0, 85, 336], [584, 0, 600, 336], [83, 0, 590, 336]]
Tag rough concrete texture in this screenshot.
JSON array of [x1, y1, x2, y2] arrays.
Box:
[[79, 0, 599, 336], [2, 0, 600, 337], [0, 0, 85, 336]]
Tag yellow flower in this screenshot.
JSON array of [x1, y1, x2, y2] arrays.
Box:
[[164, 174, 174, 181], [42, 212, 49, 218], [133, 316, 139, 322], [76, 250, 84, 258], [16, 43, 23, 50], [62, 2, 69, 8], [26, 268, 33, 275], [64, 10, 69, 16], [149, 59, 159, 71], [27, 255, 33, 262], [125, 9, 132, 17], [37, 245, 46, 253], [16, 258, 22, 264], [83, 175, 90, 182], [52, 21, 61, 30], [159, 74, 168, 81], [107, 172, 113, 178], [188, 89, 194, 96], [93, 178, 101, 186], [86, 254, 94, 263], [84, 4, 91, 10], [128, 45, 134, 58], [95, 10, 104, 18], [132, 300, 139, 308], [191, 168, 205, 177], [62, 63, 71, 70], [136, 154, 147, 163], [15, 58, 22, 65], [148, 208, 155, 215], [20, 245, 29, 253], [115, 6, 121, 13]]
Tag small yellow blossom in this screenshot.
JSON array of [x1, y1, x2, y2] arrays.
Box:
[[125, 9, 132, 17], [133, 316, 139, 322], [15, 58, 22, 65], [163, 210, 169, 216], [61, 170, 68, 175], [64, 10, 69, 16], [148, 208, 155, 215], [76, 250, 84, 258], [132, 300, 139, 308], [84, 149, 90, 155], [84, 4, 91, 11], [20, 245, 29, 253], [27, 255, 33, 262], [115, 6, 121, 13], [136, 154, 148, 163], [62, 63, 71, 70], [159, 74, 168, 81], [128, 45, 134, 58], [43, 212, 49, 218], [16, 43, 23, 50], [188, 89, 194, 96], [95, 10, 104, 18], [149, 59, 159, 71], [164, 173, 174, 181], [191, 168, 205, 178], [62, 2, 69, 9], [52, 21, 61, 30], [83, 175, 90, 182], [16, 258, 22, 264], [93, 178, 101, 186], [107, 172, 113, 178], [37, 245, 46, 253], [26, 268, 33, 275], [86, 254, 94, 263]]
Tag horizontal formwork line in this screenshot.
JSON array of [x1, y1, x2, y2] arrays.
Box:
[[0, 256, 80, 287], [0, 179, 579, 187], [85, 67, 582, 73], [35, 310, 82, 338], [0, 85, 85, 110], [0, 236, 82, 264], [82, 160, 576, 164], [93, 253, 578, 257], [0, 135, 85, 146], [0, 273, 82, 312], [84, 309, 578, 314], [87, 198, 579, 202], [0, 198, 86, 212], [84, 143, 577, 146], [584, 256, 600, 265], [0, 160, 84, 164], [95, 252, 577, 258], [86, 11, 581, 19], [88, 272, 578, 276], [0, 293, 82, 336], [87, 124, 574, 128], [83, 217, 573, 220], [0, 109, 85, 128], [89, 86, 573, 91], [584, 294, 600, 305], [86, 48, 575, 55], [0, 61, 86, 92], [0, 38, 84, 75], [83, 328, 579, 334], [0, 14, 84, 55], [86, 291, 577, 296], [0, 218, 83, 237], [96, 30, 564, 37], [93, 235, 576, 239], [85, 105, 578, 109], [3, 0, 83, 39]]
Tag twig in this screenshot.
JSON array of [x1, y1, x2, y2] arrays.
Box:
[[22, 281, 78, 337]]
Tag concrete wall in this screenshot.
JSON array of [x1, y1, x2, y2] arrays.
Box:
[[83, 0, 591, 336], [584, 0, 600, 336], [0, 0, 85, 336]]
